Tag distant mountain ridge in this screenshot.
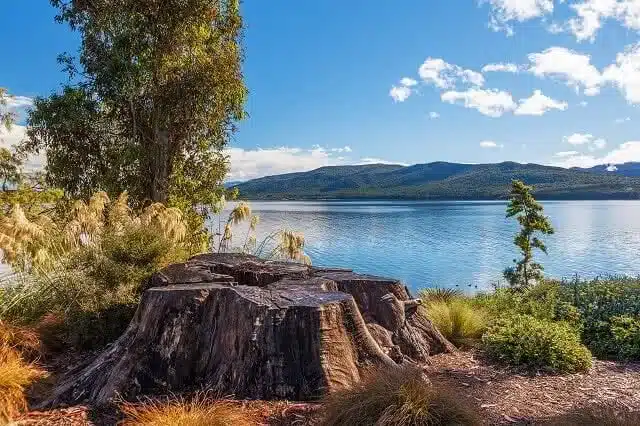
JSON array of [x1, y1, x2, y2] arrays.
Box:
[[233, 161, 640, 200], [574, 162, 640, 177]]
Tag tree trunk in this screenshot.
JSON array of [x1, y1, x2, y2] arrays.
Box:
[[43, 254, 454, 407], [150, 124, 169, 203]]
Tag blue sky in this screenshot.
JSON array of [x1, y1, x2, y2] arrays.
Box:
[[2, 1, 640, 180]]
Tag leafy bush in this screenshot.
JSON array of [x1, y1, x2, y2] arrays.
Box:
[[422, 298, 487, 348], [474, 281, 564, 323], [557, 277, 640, 360], [482, 314, 592, 373], [608, 316, 640, 361], [320, 366, 481, 426], [0, 344, 46, 423], [121, 396, 258, 426]]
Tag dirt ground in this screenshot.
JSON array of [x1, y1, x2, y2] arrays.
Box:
[[426, 351, 640, 425], [13, 351, 640, 425]]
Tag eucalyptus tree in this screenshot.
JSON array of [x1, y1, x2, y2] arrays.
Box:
[[26, 0, 247, 216], [504, 180, 554, 289]]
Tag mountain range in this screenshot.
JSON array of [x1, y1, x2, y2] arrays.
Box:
[[232, 162, 640, 200]]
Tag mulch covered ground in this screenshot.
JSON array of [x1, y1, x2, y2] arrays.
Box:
[[426, 351, 640, 425], [14, 351, 640, 425]]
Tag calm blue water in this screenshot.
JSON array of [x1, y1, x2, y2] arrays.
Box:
[[219, 200, 640, 293]]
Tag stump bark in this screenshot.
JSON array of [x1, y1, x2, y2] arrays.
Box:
[[45, 254, 454, 406]]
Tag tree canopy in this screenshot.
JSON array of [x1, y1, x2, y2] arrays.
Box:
[[25, 0, 247, 214]]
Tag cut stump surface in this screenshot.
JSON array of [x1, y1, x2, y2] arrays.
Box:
[[44, 254, 453, 406]]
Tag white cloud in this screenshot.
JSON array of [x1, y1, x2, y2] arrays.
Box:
[[579, 100, 589, 107], [555, 150, 580, 157], [400, 77, 418, 87], [418, 58, 484, 89], [564, 132, 594, 145], [441, 88, 516, 117], [0, 94, 33, 123], [483, 0, 554, 35], [226, 146, 343, 180], [562, 133, 607, 151], [331, 146, 352, 153], [479, 140, 502, 148], [226, 146, 400, 180], [615, 116, 631, 123], [514, 90, 568, 115], [566, 0, 640, 42], [356, 157, 408, 166], [441, 88, 566, 117], [3, 95, 33, 110], [602, 42, 640, 103], [590, 138, 607, 150], [389, 85, 412, 102], [481, 62, 521, 73], [554, 141, 640, 168], [389, 76, 422, 102], [429, 111, 440, 119], [528, 47, 602, 95], [0, 125, 44, 172], [568, 0, 619, 42], [547, 21, 567, 34]]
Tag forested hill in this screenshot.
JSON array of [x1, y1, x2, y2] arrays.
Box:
[[232, 162, 640, 200]]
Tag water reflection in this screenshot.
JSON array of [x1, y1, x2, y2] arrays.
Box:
[[213, 200, 640, 292]]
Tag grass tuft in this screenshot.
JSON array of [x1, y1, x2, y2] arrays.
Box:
[[320, 365, 481, 426], [0, 344, 46, 423], [0, 320, 42, 361], [121, 396, 259, 426], [422, 297, 487, 348], [419, 288, 463, 304]]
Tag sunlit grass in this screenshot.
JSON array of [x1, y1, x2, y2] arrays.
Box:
[[121, 396, 259, 426]]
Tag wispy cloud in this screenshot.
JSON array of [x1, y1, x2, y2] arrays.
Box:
[[418, 58, 484, 89], [553, 141, 640, 168], [479, 140, 503, 148], [481, 62, 521, 73], [482, 0, 554, 35]]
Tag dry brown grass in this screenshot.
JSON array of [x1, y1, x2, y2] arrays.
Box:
[[121, 396, 260, 426], [0, 344, 46, 424], [0, 320, 42, 361], [320, 365, 481, 426]]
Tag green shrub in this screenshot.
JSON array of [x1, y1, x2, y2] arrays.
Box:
[[320, 366, 481, 426], [482, 314, 592, 373], [474, 281, 563, 322], [557, 277, 640, 360], [423, 298, 487, 348], [608, 316, 640, 361]]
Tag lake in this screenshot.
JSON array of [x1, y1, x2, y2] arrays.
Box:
[[216, 200, 640, 293]]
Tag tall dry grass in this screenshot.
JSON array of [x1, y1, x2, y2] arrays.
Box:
[[213, 200, 311, 264], [0, 192, 195, 349]]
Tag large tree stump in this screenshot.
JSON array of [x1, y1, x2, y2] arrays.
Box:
[[44, 254, 454, 406]]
